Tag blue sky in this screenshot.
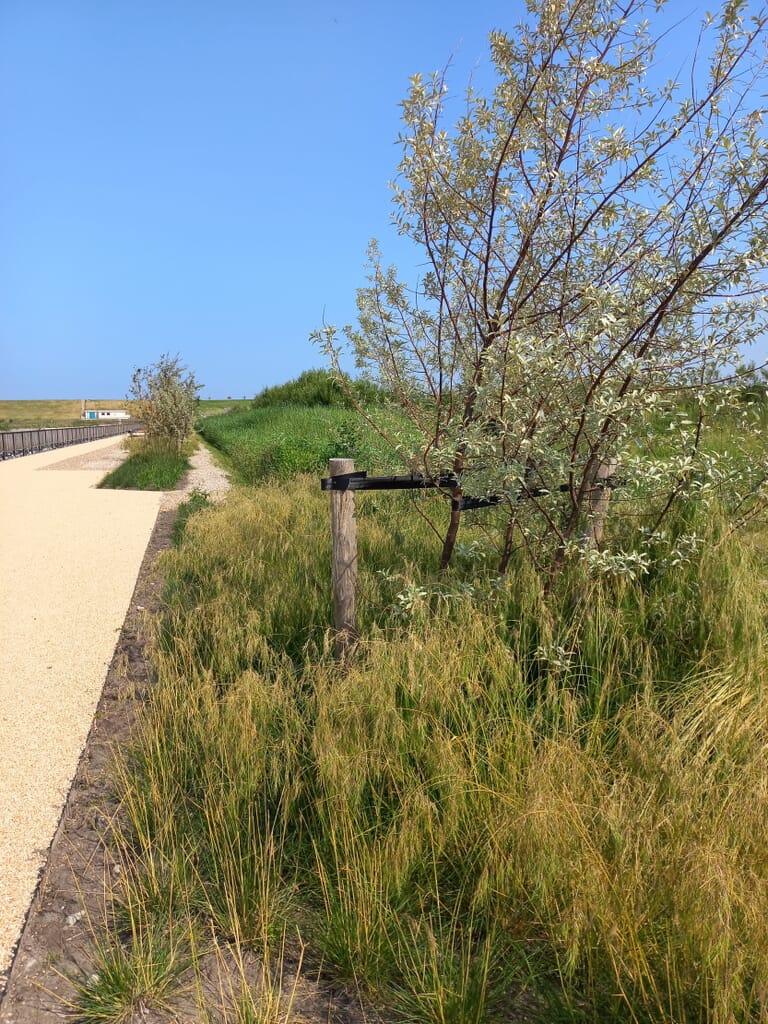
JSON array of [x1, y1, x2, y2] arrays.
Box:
[[0, 0, 763, 399]]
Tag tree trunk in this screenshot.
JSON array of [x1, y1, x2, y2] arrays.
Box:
[[329, 458, 358, 658], [581, 457, 617, 549], [498, 516, 516, 575], [439, 500, 462, 574]]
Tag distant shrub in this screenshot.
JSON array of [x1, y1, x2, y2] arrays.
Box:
[[739, 382, 768, 405], [129, 353, 202, 452], [252, 369, 348, 408], [251, 369, 389, 409]]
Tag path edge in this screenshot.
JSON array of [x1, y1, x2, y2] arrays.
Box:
[[0, 504, 179, 1020]]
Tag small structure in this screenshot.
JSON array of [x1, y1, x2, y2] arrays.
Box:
[[81, 401, 131, 421]]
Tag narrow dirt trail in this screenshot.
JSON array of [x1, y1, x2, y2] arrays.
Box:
[[0, 437, 163, 982]]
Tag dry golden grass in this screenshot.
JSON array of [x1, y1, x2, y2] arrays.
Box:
[[70, 477, 768, 1024], [0, 399, 128, 426], [0, 398, 251, 429]]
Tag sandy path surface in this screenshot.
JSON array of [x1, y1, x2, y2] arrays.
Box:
[[0, 437, 164, 976]]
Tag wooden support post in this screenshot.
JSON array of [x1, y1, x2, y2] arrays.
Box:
[[329, 458, 358, 658], [583, 456, 618, 549]]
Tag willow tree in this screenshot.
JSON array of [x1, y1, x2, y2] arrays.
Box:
[[129, 354, 202, 452], [317, 0, 768, 579]]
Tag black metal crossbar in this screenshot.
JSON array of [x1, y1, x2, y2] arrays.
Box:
[[320, 470, 618, 512], [320, 471, 458, 492], [320, 470, 503, 512]]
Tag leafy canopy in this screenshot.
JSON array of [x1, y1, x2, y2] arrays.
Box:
[[129, 354, 202, 452], [317, 0, 768, 579]]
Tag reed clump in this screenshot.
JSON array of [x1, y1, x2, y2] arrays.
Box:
[[88, 478, 768, 1023]]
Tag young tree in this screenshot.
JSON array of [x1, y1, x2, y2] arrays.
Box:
[[129, 354, 202, 452], [317, 0, 768, 580]]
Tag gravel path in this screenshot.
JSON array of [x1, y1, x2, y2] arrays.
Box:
[[160, 440, 231, 509], [0, 437, 229, 982]]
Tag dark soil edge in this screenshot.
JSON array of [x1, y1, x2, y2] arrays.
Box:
[[0, 502, 385, 1024], [0, 507, 178, 1022]]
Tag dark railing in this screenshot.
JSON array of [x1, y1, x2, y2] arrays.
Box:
[[0, 421, 140, 460]]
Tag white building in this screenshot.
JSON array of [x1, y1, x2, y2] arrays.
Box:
[[81, 408, 132, 421]]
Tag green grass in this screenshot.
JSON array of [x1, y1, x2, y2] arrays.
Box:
[[197, 398, 253, 417], [172, 489, 213, 545], [72, 465, 768, 1024], [71, 885, 192, 1024], [196, 404, 409, 484], [98, 439, 191, 491], [65, 395, 768, 1022]]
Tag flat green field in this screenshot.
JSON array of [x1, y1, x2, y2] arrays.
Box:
[[0, 399, 129, 428], [0, 398, 251, 428]]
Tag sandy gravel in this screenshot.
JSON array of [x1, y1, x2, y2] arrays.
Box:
[[160, 440, 231, 509], [0, 437, 164, 976]]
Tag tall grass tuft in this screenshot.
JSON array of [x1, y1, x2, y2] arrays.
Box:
[[98, 437, 191, 490], [86, 474, 768, 1023]]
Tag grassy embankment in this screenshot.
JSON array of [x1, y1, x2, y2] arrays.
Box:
[[74, 400, 768, 1024], [197, 403, 405, 483]]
